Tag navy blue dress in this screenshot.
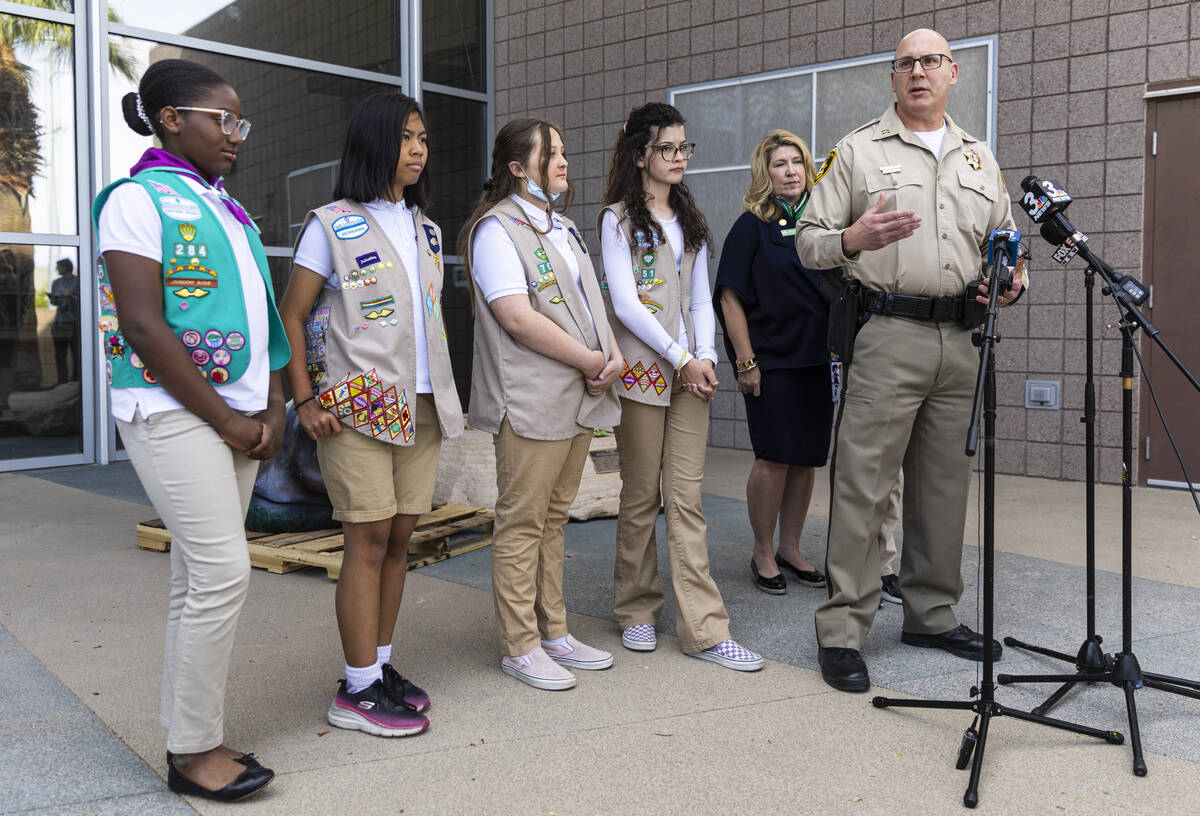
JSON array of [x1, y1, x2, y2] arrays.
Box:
[[714, 209, 833, 466]]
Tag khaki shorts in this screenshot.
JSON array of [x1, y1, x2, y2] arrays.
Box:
[[317, 394, 442, 522]]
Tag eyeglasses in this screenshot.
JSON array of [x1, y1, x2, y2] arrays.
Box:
[[650, 142, 696, 161], [890, 53, 951, 73], [174, 107, 252, 140]]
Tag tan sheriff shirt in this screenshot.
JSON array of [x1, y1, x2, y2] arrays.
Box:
[[796, 105, 1013, 297]]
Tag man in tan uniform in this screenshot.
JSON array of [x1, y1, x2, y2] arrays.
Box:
[[796, 29, 1025, 692]]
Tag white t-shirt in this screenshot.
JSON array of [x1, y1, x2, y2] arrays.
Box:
[[97, 175, 270, 422], [294, 198, 432, 392], [471, 195, 598, 336], [913, 122, 948, 158], [599, 209, 717, 370]]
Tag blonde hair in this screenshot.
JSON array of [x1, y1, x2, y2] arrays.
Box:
[[742, 130, 817, 223]]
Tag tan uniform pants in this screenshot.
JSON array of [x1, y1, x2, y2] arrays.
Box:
[[878, 474, 902, 577], [490, 418, 591, 656], [817, 315, 976, 650], [613, 386, 731, 653], [117, 409, 258, 754]]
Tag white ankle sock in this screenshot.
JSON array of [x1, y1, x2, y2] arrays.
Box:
[[376, 643, 392, 667], [542, 635, 569, 647], [345, 662, 382, 693]]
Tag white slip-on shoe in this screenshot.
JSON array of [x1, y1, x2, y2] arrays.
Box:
[[621, 624, 657, 652], [542, 634, 615, 670], [500, 647, 577, 690], [687, 639, 764, 672]]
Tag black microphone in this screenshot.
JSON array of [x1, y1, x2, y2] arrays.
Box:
[[1019, 176, 1072, 223]]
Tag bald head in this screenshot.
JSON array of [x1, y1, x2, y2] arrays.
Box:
[[895, 28, 952, 62]]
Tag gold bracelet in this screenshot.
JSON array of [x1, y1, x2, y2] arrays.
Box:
[[735, 356, 758, 373]]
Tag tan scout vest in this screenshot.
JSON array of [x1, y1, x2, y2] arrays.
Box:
[[467, 198, 620, 441], [301, 200, 463, 446], [597, 203, 697, 407]]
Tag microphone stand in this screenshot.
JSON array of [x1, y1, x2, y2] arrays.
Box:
[[871, 259, 1121, 809], [999, 251, 1200, 777], [996, 263, 1106, 710]]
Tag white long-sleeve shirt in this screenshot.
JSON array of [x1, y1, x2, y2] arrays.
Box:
[[599, 209, 716, 370]]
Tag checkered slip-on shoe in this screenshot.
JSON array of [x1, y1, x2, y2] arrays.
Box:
[[542, 634, 614, 670], [621, 624, 657, 652], [687, 639, 764, 672], [327, 679, 429, 737]]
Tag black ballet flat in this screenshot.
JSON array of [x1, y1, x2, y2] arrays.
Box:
[[167, 751, 263, 770], [775, 554, 826, 587], [167, 756, 274, 802], [751, 559, 787, 595]]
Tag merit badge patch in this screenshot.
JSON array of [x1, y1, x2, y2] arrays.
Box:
[[646, 363, 667, 395], [637, 293, 663, 313], [423, 224, 440, 255], [813, 148, 837, 185], [147, 180, 178, 195], [332, 214, 369, 240], [361, 295, 396, 320], [166, 259, 217, 299], [158, 196, 203, 221]]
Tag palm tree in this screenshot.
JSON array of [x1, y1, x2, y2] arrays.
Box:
[[0, 2, 137, 399]]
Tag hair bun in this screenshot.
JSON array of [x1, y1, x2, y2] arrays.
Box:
[[120, 92, 153, 136]]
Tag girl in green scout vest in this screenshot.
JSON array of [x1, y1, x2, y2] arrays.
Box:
[[599, 102, 763, 671], [278, 93, 463, 737], [94, 59, 286, 801], [458, 118, 624, 691]]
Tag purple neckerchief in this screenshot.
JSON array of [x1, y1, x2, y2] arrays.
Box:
[[129, 148, 254, 227]]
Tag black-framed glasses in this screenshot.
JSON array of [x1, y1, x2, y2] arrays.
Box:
[[650, 141, 695, 161], [890, 53, 951, 73], [174, 106, 252, 140]]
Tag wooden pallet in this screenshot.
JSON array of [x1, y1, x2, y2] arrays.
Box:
[[136, 504, 494, 580]]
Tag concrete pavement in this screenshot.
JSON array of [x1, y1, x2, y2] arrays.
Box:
[[2, 449, 1199, 815]]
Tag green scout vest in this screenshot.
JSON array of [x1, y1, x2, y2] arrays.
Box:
[[468, 198, 620, 440], [299, 200, 463, 446], [92, 168, 289, 388], [597, 203, 697, 407]]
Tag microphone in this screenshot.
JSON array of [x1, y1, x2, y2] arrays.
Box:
[[1020, 175, 1150, 307], [987, 229, 1021, 269], [1022, 176, 1084, 266]]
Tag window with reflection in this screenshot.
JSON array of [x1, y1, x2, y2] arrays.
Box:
[[1, 13, 83, 236], [0, 244, 83, 460], [108, 0, 402, 74], [423, 0, 484, 92], [107, 37, 400, 248]]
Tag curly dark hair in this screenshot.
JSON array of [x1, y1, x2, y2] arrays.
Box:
[[602, 102, 711, 253]]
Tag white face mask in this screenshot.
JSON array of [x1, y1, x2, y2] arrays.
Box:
[[521, 165, 561, 203]]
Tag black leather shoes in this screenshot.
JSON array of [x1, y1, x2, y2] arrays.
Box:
[[751, 559, 787, 595], [167, 756, 274, 802], [818, 646, 870, 692], [901, 624, 1003, 661], [775, 554, 826, 587]]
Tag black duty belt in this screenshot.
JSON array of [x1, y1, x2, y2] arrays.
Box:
[[861, 289, 964, 322]]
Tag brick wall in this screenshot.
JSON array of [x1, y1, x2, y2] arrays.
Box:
[[493, 0, 1200, 482]]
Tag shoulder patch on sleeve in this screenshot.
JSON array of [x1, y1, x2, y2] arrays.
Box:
[[813, 148, 837, 185]]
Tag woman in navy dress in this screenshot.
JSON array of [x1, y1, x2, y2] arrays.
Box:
[[714, 130, 832, 596]]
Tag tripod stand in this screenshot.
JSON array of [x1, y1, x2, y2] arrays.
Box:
[[872, 241, 1122, 808], [998, 259, 1200, 777]]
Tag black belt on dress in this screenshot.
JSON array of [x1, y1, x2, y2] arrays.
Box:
[[861, 288, 964, 322]]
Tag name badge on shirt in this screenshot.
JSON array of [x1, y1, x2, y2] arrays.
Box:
[[879, 164, 903, 175]]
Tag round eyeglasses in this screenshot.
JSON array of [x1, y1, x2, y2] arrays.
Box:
[[890, 53, 951, 73], [174, 106, 253, 140], [650, 141, 696, 161]]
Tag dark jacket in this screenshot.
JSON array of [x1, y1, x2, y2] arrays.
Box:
[[714, 209, 829, 370]]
